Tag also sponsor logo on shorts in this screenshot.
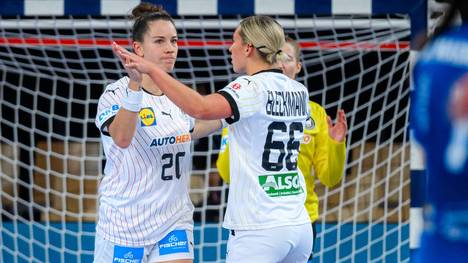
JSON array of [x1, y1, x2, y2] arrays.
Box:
[[159, 230, 189, 256], [149, 133, 191, 147], [139, 107, 157, 127], [258, 172, 304, 197], [112, 245, 143, 263]]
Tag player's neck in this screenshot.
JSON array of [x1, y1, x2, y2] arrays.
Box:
[[245, 59, 274, 76], [141, 75, 163, 96]]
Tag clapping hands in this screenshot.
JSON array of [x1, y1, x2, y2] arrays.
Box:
[[112, 42, 156, 76]]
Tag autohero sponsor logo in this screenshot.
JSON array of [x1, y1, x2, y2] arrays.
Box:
[[149, 133, 191, 147], [159, 230, 189, 255], [139, 107, 157, 127], [258, 172, 304, 197], [98, 104, 119, 123], [112, 246, 143, 263]]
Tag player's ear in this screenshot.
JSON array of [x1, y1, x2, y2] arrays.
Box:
[[245, 43, 253, 56], [295, 61, 302, 75], [133, 41, 144, 57]]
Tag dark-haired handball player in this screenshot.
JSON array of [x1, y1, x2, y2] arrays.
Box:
[[94, 3, 221, 263], [113, 15, 315, 262]]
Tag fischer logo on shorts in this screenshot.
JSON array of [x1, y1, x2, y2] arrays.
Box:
[[112, 245, 143, 263], [139, 107, 157, 127], [149, 133, 191, 147], [258, 172, 304, 197], [159, 229, 189, 255]]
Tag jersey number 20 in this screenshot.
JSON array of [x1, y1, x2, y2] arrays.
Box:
[[161, 152, 186, 180], [262, 122, 303, 171]]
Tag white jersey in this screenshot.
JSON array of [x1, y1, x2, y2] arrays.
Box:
[[95, 77, 195, 246], [218, 69, 311, 230]]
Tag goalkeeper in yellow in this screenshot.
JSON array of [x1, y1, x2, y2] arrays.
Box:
[[216, 37, 348, 261]]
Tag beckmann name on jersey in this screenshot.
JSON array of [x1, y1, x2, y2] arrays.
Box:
[[265, 90, 308, 117]]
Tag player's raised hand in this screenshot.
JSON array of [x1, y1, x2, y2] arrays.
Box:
[[112, 42, 155, 74], [327, 109, 347, 143], [111, 42, 142, 83], [124, 56, 143, 84]]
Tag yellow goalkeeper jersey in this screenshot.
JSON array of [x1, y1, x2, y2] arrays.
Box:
[[216, 101, 346, 222]]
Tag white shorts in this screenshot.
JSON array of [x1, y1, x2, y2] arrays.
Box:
[[226, 223, 313, 263], [93, 229, 194, 263]]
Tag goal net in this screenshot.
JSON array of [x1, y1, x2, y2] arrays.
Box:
[[0, 14, 411, 262]]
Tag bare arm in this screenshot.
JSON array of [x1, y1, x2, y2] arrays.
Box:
[[112, 42, 232, 120], [191, 120, 223, 140], [108, 52, 144, 148], [108, 81, 141, 148]]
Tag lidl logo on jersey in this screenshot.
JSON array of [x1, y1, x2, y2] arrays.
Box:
[[112, 245, 143, 263], [149, 133, 191, 147], [258, 172, 304, 197], [158, 229, 189, 255], [139, 107, 156, 127]]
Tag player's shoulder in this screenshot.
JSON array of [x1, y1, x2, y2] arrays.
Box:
[[222, 75, 261, 98], [102, 76, 129, 96], [290, 78, 308, 92], [309, 101, 326, 113], [229, 75, 255, 88], [308, 101, 327, 127]]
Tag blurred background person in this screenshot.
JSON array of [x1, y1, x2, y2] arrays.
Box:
[[411, 0, 468, 262]]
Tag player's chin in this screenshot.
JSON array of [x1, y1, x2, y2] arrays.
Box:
[[232, 64, 243, 74], [161, 62, 175, 72]]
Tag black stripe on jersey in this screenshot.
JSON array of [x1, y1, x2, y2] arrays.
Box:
[[252, 68, 282, 76], [100, 116, 115, 136], [104, 87, 120, 95], [218, 90, 240, 124], [142, 87, 164, 96]]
